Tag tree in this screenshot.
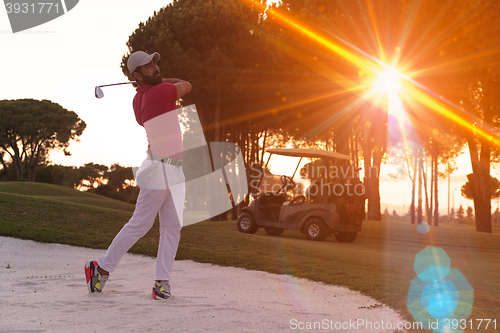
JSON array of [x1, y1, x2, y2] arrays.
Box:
[[121, 0, 345, 215], [428, 142, 462, 227], [118, 0, 500, 228], [466, 206, 474, 221], [411, 0, 500, 233], [0, 99, 86, 181], [120, 0, 274, 146], [264, 0, 392, 220], [105, 164, 134, 190], [461, 175, 500, 201], [36, 164, 83, 187], [493, 208, 500, 224], [86, 163, 139, 204], [78, 163, 108, 189], [266, 0, 500, 227], [360, 102, 387, 222], [456, 205, 465, 224], [121, 0, 283, 212]]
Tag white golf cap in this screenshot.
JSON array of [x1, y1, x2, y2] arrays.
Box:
[[127, 51, 161, 73]]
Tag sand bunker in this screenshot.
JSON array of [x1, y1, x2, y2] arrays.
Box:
[[0, 236, 406, 332]]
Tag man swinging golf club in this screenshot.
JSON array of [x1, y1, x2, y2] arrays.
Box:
[[85, 51, 192, 300]]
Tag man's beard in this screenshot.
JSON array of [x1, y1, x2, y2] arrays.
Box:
[[143, 71, 162, 85]]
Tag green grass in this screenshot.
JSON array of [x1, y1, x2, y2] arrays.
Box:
[[1, 181, 499, 332], [0, 181, 135, 212]]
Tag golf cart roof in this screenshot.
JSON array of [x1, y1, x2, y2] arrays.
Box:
[[266, 148, 351, 160]]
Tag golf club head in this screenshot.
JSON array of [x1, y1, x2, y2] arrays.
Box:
[[95, 86, 104, 99]]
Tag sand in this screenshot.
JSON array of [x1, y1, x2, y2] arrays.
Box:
[[0, 236, 406, 332]]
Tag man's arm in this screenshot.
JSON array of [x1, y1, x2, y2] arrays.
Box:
[[162, 78, 192, 99]]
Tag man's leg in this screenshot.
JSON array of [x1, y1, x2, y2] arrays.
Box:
[[155, 166, 185, 281], [150, 165, 185, 300], [97, 188, 168, 274]]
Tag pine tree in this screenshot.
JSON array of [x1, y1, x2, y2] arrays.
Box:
[[457, 205, 465, 224]]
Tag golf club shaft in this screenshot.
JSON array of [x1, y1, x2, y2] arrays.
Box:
[[98, 81, 136, 88]]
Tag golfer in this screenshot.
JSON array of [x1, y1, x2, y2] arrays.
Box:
[[85, 51, 192, 300]]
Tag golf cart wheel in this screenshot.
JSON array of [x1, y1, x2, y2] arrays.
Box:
[[264, 227, 284, 236], [334, 232, 358, 243], [237, 212, 258, 234], [304, 218, 328, 241]]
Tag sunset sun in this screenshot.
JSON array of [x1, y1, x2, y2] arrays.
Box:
[[375, 67, 402, 93]]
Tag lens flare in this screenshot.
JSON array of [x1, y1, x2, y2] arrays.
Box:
[[242, 0, 500, 149], [375, 68, 402, 93]]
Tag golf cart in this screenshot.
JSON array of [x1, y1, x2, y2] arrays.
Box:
[[237, 148, 367, 242]]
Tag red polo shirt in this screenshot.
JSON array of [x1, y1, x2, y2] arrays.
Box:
[[133, 83, 183, 160]]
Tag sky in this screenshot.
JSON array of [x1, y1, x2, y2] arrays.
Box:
[[1, 0, 173, 168], [0, 0, 486, 214]]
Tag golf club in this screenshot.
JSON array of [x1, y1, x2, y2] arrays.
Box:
[[95, 81, 136, 99]]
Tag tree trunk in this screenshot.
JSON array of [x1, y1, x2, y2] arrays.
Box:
[[353, 130, 359, 168], [365, 148, 383, 221], [214, 84, 221, 143], [25, 153, 31, 181], [260, 130, 268, 164], [430, 153, 434, 223], [366, 175, 381, 220], [433, 145, 439, 226], [467, 133, 492, 233], [362, 126, 383, 221], [350, 133, 355, 166], [29, 164, 39, 182], [417, 147, 423, 223], [0, 152, 12, 180], [467, 173, 492, 233], [411, 154, 417, 224], [27, 145, 42, 182], [231, 205, 238, 220], [12, 146, 23, 180], [479, 136, 492, 232], [423, 159, 430, 223], [363, 142, 371, 220], [245, 129, 250, 165], [250, 129, 257, 163], [336, 125, 352, 172]]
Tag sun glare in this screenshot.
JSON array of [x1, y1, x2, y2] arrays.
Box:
[[244, 0, 500, 149], [375, 67, 402, 93]]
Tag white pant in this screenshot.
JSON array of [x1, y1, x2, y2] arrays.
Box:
[[98, 163, 185, 281]]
